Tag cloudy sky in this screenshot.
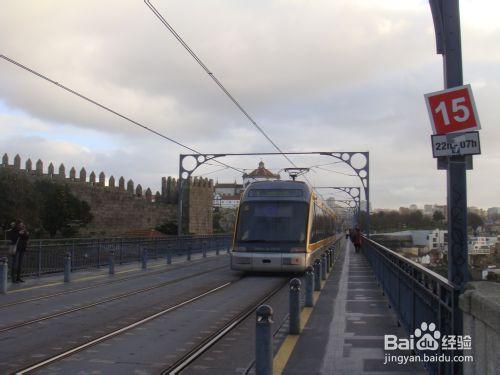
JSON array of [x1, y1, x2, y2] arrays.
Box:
[[0, 0, 498, 210]]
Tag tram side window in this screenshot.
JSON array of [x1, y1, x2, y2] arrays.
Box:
[[310, 204, 323, 243], [310, 204, 335, 243]]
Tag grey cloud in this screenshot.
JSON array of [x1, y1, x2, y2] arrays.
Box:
[[0, 0, 498, 209]]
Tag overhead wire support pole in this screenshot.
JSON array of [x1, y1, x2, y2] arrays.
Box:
[[430, 0, 467, 291], [430, 1, 466, 374]]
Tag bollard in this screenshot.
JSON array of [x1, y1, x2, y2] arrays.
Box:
[[64, 253, 71, 283], [314, 259, 321, 291], [289, 278, 301, 334], [108, 250, 115, 275], [0, 257, 8, 294], [321, 253, 327, 281], [187, 245, 192, 261], [202, 241, 207, 258], [255, 305, 274, 375], [227, 243, 231, 254], [216, 245, 220, 256], [305, 266, 314, 307], [166, 249, 172, 265], [329, 247, 334, 268], [325, 250, 331, 273], [142, 248, 148, 270]]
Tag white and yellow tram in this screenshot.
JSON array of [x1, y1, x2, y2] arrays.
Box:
[[230, 180, 337, 272]]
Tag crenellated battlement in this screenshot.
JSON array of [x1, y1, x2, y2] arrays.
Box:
[[1, 152, 213, 203], [1, 152, 214, 235]]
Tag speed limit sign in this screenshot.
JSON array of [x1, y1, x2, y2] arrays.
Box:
[[424, 84, 481, 135]]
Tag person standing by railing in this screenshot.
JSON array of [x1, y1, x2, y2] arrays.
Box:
[[7, 219, 29, 283]]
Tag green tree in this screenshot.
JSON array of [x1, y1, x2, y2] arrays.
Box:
[[0, 170, 40, 232], [432, 210, 445, 222], [156, 220, 177, 235], [467, 212, 484, 233], [35, 181, 92, 238]]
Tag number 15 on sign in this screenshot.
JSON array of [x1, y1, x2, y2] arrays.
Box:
[[424, 84, 481, 135]]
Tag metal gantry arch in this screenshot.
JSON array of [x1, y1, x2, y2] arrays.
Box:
[[315, 186, 361, 227], [178, 151, 369, 235]]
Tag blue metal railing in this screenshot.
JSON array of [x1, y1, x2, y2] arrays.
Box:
[[0, 234, 232, 277], [363, 237, 461, 375]]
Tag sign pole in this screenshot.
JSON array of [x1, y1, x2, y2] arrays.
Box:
[[430, 2, 468, 373], [440, 0, 468, 292]]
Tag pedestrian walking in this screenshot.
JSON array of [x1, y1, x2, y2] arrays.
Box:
[[352, 226, 362, 253], [7, 219, 29, 283]]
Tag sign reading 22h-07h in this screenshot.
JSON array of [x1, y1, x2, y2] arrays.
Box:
[[424, 84, 481, 135]]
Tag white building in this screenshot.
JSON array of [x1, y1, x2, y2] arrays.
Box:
[[468, 236, 497, 255], [426, 229, 447, 251], [214, 182, 243, 196], [213, 193, 240, 209]]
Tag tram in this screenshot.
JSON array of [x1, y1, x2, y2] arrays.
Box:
[[230, 180, 337, 272]]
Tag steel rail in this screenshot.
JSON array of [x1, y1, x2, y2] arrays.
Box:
[[0, 255, 227, 310], [164, 278, 289, 375], [15, 281, 234, 375], [0, 265, 228, 334]]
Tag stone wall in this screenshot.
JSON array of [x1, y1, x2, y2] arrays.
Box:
[[1, 153, 213, 235], [185, 177, 214, 235], [459, 282, 500, 375]]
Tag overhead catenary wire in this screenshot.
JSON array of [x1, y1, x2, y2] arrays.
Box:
[[144, 0, 299, 169], [0, 54, 244, 175], [312, 165, 358, 177]]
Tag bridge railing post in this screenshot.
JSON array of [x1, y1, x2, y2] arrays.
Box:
[[0, 257, 8, 294], [305, 266, 314, 307], [108, 250, 115, 275], [142, 248, 148, 270], [289, 278, 301, 334], [255, 304, 274, 375], [326, 250, 331, 272], [321, 253, 327, 281], [166, 244, 172, 265], [64, 252, 71, 282], [314, 259, 321, 291]]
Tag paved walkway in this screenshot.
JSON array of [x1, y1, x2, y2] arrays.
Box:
[[282, 241, 426, 374]]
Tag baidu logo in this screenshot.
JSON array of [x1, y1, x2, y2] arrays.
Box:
[[384, 322, 442, 351], [414, 322, 440, 351], [383, 322, 474, 365]]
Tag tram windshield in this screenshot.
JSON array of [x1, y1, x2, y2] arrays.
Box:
[[236, 201, 308, 244]]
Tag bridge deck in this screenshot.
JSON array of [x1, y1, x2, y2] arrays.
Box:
[[281, 241, 426, 374]]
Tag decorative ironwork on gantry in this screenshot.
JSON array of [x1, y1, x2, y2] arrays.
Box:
[[315, 186, 361, 226], [177, 151, 369, 235]]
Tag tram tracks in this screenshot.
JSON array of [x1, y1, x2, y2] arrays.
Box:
[[14, 281, 235, 375], [0, 264, 229, 334], [0, 255, 228, 309], [11, 276, 288, 375], [163, 278, 289, 375]]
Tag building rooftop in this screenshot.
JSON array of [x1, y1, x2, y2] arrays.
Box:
[[243, 161, 280, 179]]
